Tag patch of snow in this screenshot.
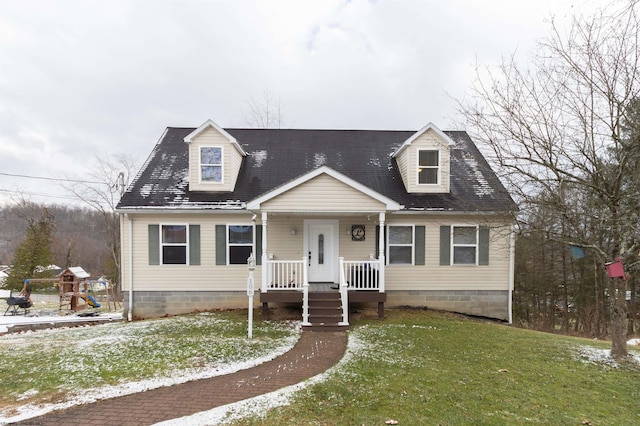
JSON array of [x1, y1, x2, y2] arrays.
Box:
[[368, 157, 381, 167], [313, 153, 326, 167], [0, 327, 300, 424], [156, 326, 365, 425], [252, 150, 268, 168], [0, 313, 123, 334], [574, 343, 640, 368], [460, 151, 494, 197], [139, 183, 155, 198]]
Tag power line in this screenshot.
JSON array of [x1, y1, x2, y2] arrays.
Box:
[[0, 172, 105, 185], [0, 188, 80, 201]]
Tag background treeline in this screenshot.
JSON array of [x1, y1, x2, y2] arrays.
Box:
[[514, 225, 639, 337], [0, 202, 114, 281]]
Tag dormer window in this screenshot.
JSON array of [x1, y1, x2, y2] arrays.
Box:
[[418, 149, 439, 185], [200, 146, 223, 183]]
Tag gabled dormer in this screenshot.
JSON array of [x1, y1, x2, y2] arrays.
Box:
[[392, 123, 452, 194], [184, 119, 246, 192]]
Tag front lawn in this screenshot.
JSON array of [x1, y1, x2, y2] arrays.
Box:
[[2, 309, 639, 425], [231, 309, 640, 425], [0, 310, 300, 421]]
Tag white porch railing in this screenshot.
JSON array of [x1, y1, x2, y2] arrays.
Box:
[[263, 259, 306, 290], [262, 257, 310, 325], [262, 257, 384, 327], [340, 259, 384, 291]]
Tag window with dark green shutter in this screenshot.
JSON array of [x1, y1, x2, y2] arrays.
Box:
[[149, 224, 200, 265], [217, 224, 258, 265], [440, 225, 490, 266]]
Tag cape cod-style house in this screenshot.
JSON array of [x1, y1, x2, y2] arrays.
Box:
[[116, 119, 516, 327]]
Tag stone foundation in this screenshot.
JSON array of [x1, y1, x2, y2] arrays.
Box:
[[386, 290, 510, 321], [123, 291, 249, 319]]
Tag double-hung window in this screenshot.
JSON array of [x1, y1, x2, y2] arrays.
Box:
[[200, 146, 223, 183], [452, 225, 478, 265], [228, 225, 253, 265], [418, 149, 439, 184], [387, 225, 414, 264], [161, 224, 188, 264]]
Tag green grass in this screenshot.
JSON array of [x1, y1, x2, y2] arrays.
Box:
[[232, 309, 640, 425], [2, 309, 639, 425], [0, 310, 299, 415]]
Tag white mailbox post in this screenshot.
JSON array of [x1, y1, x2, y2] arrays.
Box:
[[247, 253, 256, 339]]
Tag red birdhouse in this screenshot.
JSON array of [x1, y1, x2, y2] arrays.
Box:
[[605, 257, 626, 280]]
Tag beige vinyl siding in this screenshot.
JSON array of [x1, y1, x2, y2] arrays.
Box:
[[261, 174, 387, 212], [121, 212, 512, 293], [384, 215, 511, 291], [188, 127, 243, 192], [259, 216, 376, 261], [121, 213, 262, 292], [399, 129, 451, 194], [263, 218, 306, 260], [395, 149, 409, 189]]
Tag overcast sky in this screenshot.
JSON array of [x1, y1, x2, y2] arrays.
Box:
[[0, 0, 592, 206]]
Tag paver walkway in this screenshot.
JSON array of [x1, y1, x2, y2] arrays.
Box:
[[13, 331, 347, 426]]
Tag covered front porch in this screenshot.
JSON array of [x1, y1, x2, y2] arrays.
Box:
[[246, 166, 402, 328], [255, 212, 390, 329]]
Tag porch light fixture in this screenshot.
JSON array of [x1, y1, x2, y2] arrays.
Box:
[[291, 226, 297, 235]]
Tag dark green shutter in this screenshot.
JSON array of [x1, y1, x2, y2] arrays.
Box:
[[439, 225, 451, 266], [189, 225, 200, 265], [148, 224, 160, 265], [256, 225, 263, 265], [375, 225, 380, 259], [415, 226, 425, 265], [478, 226, 490, 265], [216, 225, 227, 265]]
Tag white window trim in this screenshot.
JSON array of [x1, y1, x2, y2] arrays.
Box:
[[386, 224, 415, 265], [227, 223, 255, 266], [199, 145, 224, 184], [450, 224, 479, 266], [160, 223, 189, 265], [416, 148, 440, 185]]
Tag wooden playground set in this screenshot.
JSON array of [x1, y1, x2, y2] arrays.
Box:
[[3, 266, 121, 316]]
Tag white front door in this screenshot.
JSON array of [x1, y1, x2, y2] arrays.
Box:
[[306, 220, 339, 283]]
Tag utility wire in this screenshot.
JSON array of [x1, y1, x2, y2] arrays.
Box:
[[0, 172, 105, 185], [0, 188, 80, 201]]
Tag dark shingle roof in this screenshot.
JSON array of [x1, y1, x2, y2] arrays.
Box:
[[117, 127, 515, 213]]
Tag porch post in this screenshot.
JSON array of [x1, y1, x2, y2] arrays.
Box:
[[378, 212, 385, 293], [261, 212, 268, 293]]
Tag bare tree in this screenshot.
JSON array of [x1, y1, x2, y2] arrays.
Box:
[[458, 1, 640, 357], [63, 154, 137, 294], [242, 88, 287, 128]]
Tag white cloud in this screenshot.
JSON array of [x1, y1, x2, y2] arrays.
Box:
[[0, 0, 594, 204]]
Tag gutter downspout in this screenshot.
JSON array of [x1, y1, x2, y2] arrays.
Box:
[[127, 214, 133, 322], [508, 224, 515, 324]]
